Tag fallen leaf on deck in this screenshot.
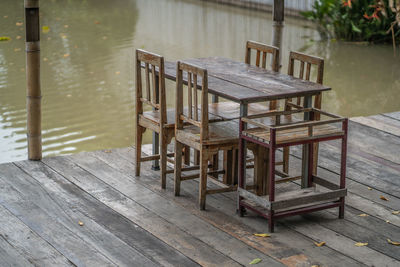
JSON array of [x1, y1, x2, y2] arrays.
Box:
[[314, 241, 326, 247], [367, 187, 372, 190], [254, 233, 270, 237], [0, 36, 11, 41], [94, 21, 100, 24], [380, 195, 388, 201], [43, 57, 48, 62], [104, 150, 112, 153], [392, 211, 399, 215], [386, 220, 390, 223], [63, 54, 70, 58], [387, 239, 400, 246], [4, 15, 8, 18], [64, 25, 69, 28], [311, 265, 319, 267], [355, 242, 368, 247], [66, 94, 72, 97], [16, 35, 21, 40], [74, 45, 78, 48], [14, 48, 21, 52], [358, 214, 369, 217], [78, 221, 84, 226], [16, 22, 23, 26], [115, 71, 120, 75], [102, 36, 108, 40], [249, 258, 262, 265], [42, 26, 50, 33]]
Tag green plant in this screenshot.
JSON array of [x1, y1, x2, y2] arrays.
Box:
[[302, 0, 400, 44]]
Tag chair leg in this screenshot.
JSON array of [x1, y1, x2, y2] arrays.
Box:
[[223, 150, 233, 185], [194, 150, 200, 165], [282, 147, 289, 174], [184, 145, 191, 166], [199, 150, 208, 210], [135, 126, 143, 176], [160, 131, 168, 189], [174, 141, 183, 196], [339, 199, 345, 219]]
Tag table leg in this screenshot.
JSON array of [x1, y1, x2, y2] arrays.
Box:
[[238, 103, 248, 212], [211, 95, 219, 177], [301, 95, 312, 187], [313, 93, 322, 174], [152, 73, 160, 170]]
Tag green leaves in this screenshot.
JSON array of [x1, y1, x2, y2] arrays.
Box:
[[351, 22, 362, 33]]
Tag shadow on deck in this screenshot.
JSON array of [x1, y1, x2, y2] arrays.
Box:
[[0, 112, 400, 266]]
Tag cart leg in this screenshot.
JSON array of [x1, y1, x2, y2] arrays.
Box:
[[268, 212, 275, 233]]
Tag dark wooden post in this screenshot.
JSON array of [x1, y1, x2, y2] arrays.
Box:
[[25, 0, 42, 160], [272, 0, 284, 69]]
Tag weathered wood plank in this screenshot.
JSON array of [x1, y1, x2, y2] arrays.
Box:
[[42, 155, 243, 267], [13, 160, 160, 267], [68, 152, 282, 267], [95, 147, 365, 267], [0, 164, 117, 266], [351, 115, 400, 137], [383, 111, 400, 121], [0, 204, 72, 267]]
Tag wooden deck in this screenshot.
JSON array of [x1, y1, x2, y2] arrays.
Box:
[[1, 111, 400, 266]]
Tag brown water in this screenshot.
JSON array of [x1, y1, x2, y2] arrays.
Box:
[[1, 0, 399, 163]]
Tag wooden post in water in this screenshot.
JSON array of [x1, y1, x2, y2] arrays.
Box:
[[272, 0, 284, 69], [25, 0, 42, 160]]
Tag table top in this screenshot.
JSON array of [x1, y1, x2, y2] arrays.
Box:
[[164, 57, 331, 104]]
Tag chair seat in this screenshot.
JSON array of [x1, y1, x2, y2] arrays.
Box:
[[207, 102, 273, 120], [176, 120, 239, 147], [141, 108, 222, 128], [243, 124, 341, 145]]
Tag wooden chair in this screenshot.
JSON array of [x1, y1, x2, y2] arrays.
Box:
[[207, 40, 280, 120], [174, 61, 238, 210], [135, 49, 174, 189], [283, 51, 324, 174]]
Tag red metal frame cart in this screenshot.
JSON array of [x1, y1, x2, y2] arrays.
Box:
[[238, 108, 348, 232]]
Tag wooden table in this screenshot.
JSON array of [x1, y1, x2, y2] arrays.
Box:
[[155, 57, 330, 199]]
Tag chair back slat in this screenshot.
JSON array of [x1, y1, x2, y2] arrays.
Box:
[[176, 61, 209, 141], [136, 49, 166, 124], [187, 73, 192, 119]]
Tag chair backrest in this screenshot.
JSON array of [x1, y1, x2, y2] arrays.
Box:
[[135, 49, 167, 125], [245, 40, 280, 72], [288, 51, 324, 84], [175, 61, 209, 142], [245, 40, 280, 110]]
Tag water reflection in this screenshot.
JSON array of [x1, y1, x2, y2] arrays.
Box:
[[0, 0, 399, 163]]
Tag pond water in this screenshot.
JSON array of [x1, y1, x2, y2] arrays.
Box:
[[1, 0, 399, 163]]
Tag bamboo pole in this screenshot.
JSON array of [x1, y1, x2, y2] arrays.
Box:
[[25, 0, 42, 160], [272, 0, 284, 70]]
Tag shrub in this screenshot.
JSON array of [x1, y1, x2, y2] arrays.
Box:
[[302, 0, 400, 44]]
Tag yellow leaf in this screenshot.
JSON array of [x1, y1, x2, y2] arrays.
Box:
[[0, 36, 11, 41], [14, 48, 21, 52], [104, 150, 112, 153], [42, 26, 50, 33], [64, 25, 69, 28], [355, 242, 368, 247], [43, 57, 48, 62], [311, 265, 319, 267], [380, 195, 388, 201], [367, 187, 372, 190], [249, 258, 262, 265], [314, 241, 326, 247], [387, 239, 400, 246], [16, 22, 23, 26], [358, 213, 369, 217], [4, 15, 8, 18], [63, 54, 70, 58], [254, 233, 270, 237], [16, 35, 21, 40], [78, 221, 84, 226], [392, 211, 400, 215], [115, 71, 121, 75]]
